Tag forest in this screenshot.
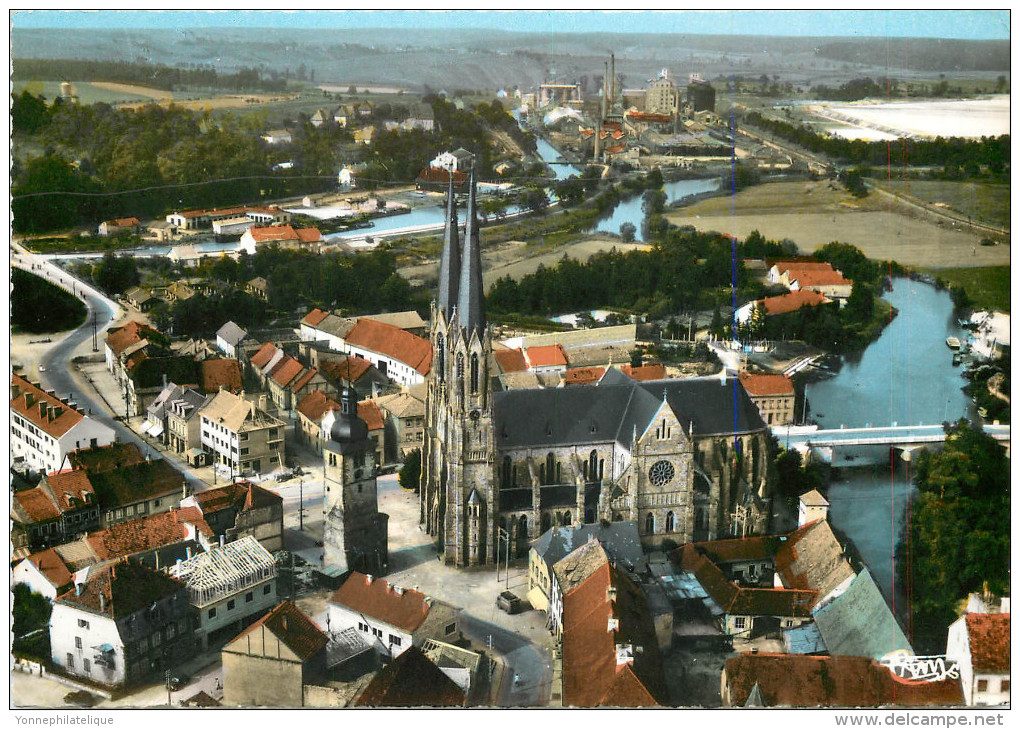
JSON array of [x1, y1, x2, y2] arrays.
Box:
[[898, 421, 1010, 654], [11, 268, 88, 334]]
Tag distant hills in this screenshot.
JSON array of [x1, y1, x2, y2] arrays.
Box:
[[11, 28, 1009, 92]]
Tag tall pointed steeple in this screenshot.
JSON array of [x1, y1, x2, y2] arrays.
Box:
[[457, 167, 486, 338], [436, 174, 460, 318]]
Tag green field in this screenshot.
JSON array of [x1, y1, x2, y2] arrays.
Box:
[[922, 265, 1011, 312], [875, 179, 1011, 230]]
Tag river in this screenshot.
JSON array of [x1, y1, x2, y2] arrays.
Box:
[[803, 277, 977, 622]]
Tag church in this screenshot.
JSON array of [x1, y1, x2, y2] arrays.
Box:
[[420, 170, 773, 567]]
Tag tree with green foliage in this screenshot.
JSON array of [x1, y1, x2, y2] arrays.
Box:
[[11, 268, 87, 333], [91, 251, 139, 295], [399, 449, 421, 492], [620, 222, 637, 243], [13, 583, 51, 638], [899, 420, 1010, 653]]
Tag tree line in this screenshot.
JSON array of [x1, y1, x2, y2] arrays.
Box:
[[13, 58, 288, 92], [741, 110, 1009, 173], [11, 268, 87, 334]]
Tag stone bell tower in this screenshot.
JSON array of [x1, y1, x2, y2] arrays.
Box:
[[322, 385, 389, 574]]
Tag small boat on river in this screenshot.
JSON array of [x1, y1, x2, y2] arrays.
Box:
[[946, 336, 962, 350]]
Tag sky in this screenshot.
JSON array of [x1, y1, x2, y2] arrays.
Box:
[[9, 9, 1012, 40]]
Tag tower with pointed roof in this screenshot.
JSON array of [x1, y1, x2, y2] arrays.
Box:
[[421, 164, 497, 566], [322, 385, 389, 573]]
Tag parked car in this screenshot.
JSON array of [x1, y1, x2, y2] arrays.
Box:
[[497, 590, 523, 614]]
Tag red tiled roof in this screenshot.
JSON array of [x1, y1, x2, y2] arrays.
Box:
[[192, 481, 282, 515], [739, 371, 795, 397], [248, 225, 299, 243], [966, 613, 1010, 673], [25, 547, 74, 592], [14, 488, 61, 522], [724, 654, 964, 707], [231, 600, 328, 662], [289, 367, 320, 393], [771, 259, 836, 273], [302, 308, 330, 327], [762, 289, 831, 316], [526, 344, 569, 368], [494, 348, 528, 373], [620, 364, 666, 381], [44, 470, 96, 511], [201, 359, 243, 394], [790, 269, 852, 288], [415, 167, 468, 185], [320, 357, 373, 384], [85, 507, 213, 561], [564, 366, 606, 386], [269, 356, 305, 388], [249, 342, 279, 369], [562, 561, 663, 707], [295, 227, 322, 243], [107, 217, 140, 227], [105, 321, 161, 357], [296, 390, 341, 422], [11, 372, 84, 438], [694, 535, 779, 564], [344, 319, 433, 376], [627, 111, 673, 124], [358, 400, 385, 432], [330, 572, 432, 633], [356, 646, 465, 707]]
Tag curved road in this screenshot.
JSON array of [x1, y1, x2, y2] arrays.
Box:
[[12, 244, 207, 490]]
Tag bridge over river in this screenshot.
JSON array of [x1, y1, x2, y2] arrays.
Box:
[[772, 423, 1010, 459]]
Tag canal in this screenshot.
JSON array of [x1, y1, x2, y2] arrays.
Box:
[[802, 277, 977, 622]]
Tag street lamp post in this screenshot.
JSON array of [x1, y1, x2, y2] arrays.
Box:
[[298, 478, 304, 531]]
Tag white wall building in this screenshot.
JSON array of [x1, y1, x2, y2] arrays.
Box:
[[11, 373, 117, 475], [946, 608, 1010, 706]]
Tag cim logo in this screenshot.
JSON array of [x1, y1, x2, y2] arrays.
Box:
[[880, 653, 960, 684]]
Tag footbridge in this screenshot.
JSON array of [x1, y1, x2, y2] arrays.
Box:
[[773, 423, 1010, 460]]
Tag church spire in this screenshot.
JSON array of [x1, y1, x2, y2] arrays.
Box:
[[436, 173, 460, 318], [457, 166, 486, 338]]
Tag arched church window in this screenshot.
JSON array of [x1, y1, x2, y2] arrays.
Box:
[[666, 511, 675, 533], [588, 450, 598, 483], [545, 452, 556, 485], [456, 353, 464, 402], [470, 352, 479, 394], [645, 512, 655, 534], [540, 512, 551, 533], [560, 511, 570, 526], [437, 334, 445, 382]]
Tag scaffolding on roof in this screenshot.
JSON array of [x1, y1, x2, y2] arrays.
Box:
[[170, 535, 277, 607]]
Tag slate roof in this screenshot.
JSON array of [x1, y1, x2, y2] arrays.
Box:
[[201, 359, 243, 393], [56, 561, 186, 619], [811, 569, 912, 660], [783, 622, 827, 655], [561, 560, 664, 707], [534, 521, 644, 573], [88, 459, 185, 508], [493, 374, 765, 450], [330, 572, 432, 633], [964, 613, 1010, 673], [85, 507, 212, 561], [355, 646, 466, 707], [216, 321, 248, 346], [231, 600, 328, 662], [724, 654, 963, 707], [344, 319, 433, 376], [11, 373, 85, 438]]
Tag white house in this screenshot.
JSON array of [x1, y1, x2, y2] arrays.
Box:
[[212, 216, 256, 237], [262, 129, 293, 145], [327, 572, 460, 660], [49, 561, 196, 688], [11, 373, 117, 475], [12, 547, 75, 600], [946, 607, 1010, 706], [216, 321, 249, 359], [170, 535, 279, 649], [970, 311, 1010, 361]]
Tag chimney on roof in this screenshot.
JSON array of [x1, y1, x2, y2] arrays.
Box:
[[366, 574, 374, 584], [282, 615, 289, 631], [393, 585, 403, 596], [99, 593, 106, 612], [75, 582, 84, 596], [220, 535, 225, 548], [186, 547, 192, 560]]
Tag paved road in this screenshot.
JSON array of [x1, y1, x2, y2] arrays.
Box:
[[12, 247, 206, 490], [460, 612, 553, 707]]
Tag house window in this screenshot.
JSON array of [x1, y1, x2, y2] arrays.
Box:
[[373, 628, 382, 638], [734, 617, 747, 631], [208, 608, 217, 619], [1001, 680, 1010, 693], [67, 654, 74, 669], [75, 637, 82, 649], [358, 622, 368, 632], [388, 635, 402, 647], [154, 499, 161, 507], [227, 599, 235, 610], [78, 619, 89, 629], [445, 623, 457, 636], [263, 584, 272, 595], [245, 592, 253, 603], [83, 659, 91, 674], [978, 679, 989, 692]]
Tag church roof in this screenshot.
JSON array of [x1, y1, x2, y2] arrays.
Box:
[[493, 375, 765, 449], [437, 176, 460, 318], [456, 169, 486, 338]]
